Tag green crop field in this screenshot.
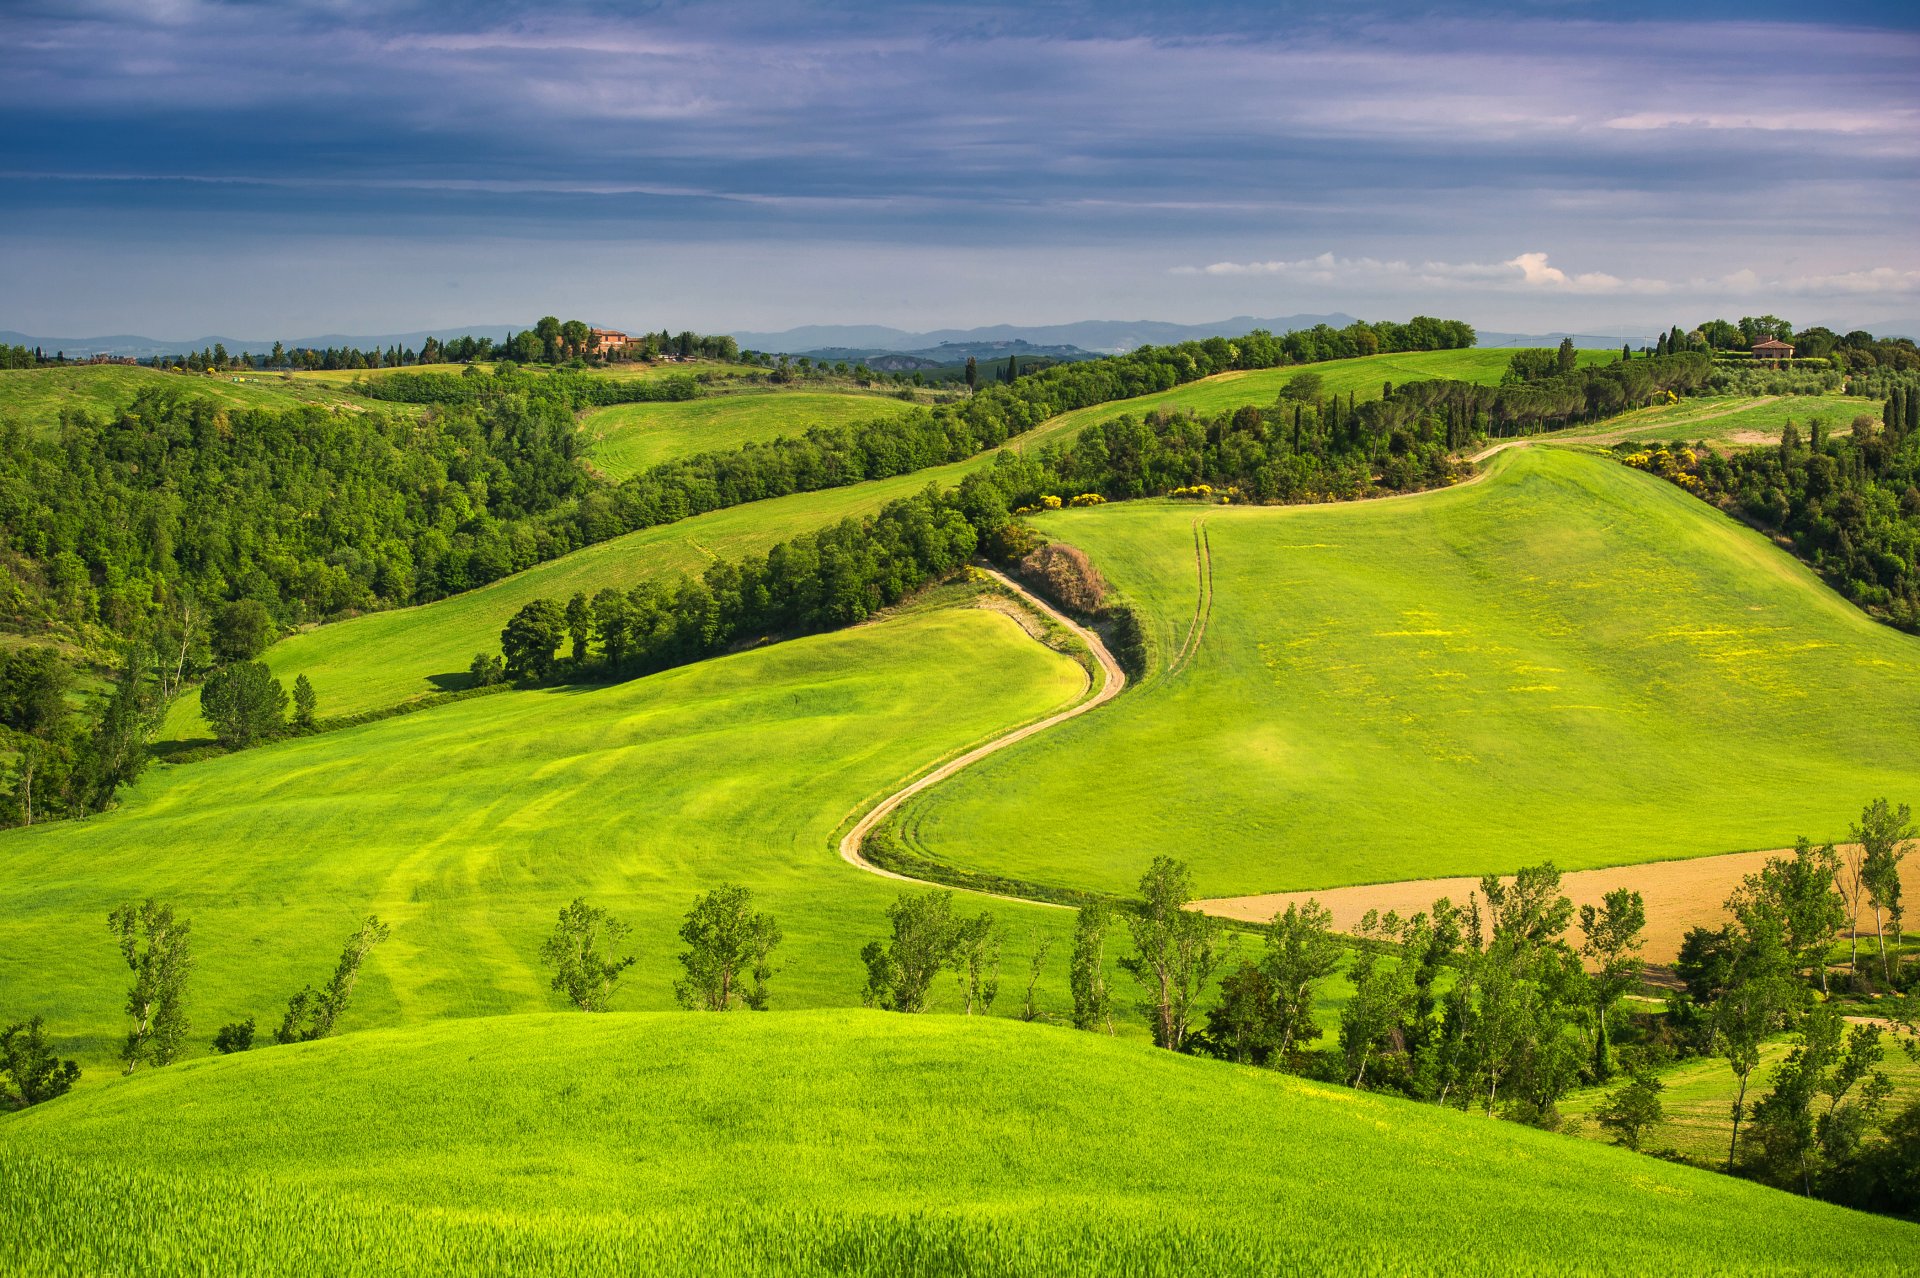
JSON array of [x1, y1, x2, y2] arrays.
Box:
[[1557, 393, 1882, 447], [0, 365, 419, 433], [581, 388, 918, 480], [1014, 347, 1616, 452], [4, 1012, 1909, 1276], [6, 606, 1089, 1070], [896, 446, 1920, 898]]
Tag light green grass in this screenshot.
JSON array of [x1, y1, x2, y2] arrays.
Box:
[[4, 1011, 1910, 1276], [581, 389, 918, 480], [6, 607, 1087, 1070], [0, 365, 418, 433], [286, 360, 761, 388], [898, 447, 1920, 897], [1014, 348, 1615, 451], [164, 453, 995, 734], [1557, 394, 1881, 446]]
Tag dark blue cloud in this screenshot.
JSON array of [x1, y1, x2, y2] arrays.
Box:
[[1, 1, 1914, 333]]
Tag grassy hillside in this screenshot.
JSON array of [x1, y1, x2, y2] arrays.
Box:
[[0, 364, 417, 432], [1556, 393, 1880, 446], [1014, 347, 1615, 451], [5, 1011, 1910, 1277], [581, 388, 919, 480], [897, 447, 1920, 897], [6, 606, 1087, 1068]]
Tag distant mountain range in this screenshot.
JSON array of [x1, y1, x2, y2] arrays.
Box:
[[732, 314, 1364, 356]]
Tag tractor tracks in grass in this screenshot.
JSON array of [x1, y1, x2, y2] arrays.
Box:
[[836, 569, 1126, 904], [1167, 519, 1214, 677]]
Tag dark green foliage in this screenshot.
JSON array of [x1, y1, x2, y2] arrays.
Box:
[[1204, 900, 1340, 1067], [674, 885, 781, 1012], [107, 899, 192, 1073], [467, 652, 505, 688], [0, 1017, 79, 1108], [290, 674, 317, 734], [500, 599, 567, 683], [199, 661, 287, 748], [212, 1019, 255, 1054], [540, 899, 635, 1012], [1596, 1066, 1666, 1151], [276, 916, 390, 1044], [860, 890, 958, 1014], [0, 647, 69, 736], [211, 599, 272, 663], [1579, 888, 1647, 1080]]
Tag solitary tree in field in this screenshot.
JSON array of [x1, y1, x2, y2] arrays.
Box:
[[542, 898, 637, 1012], [0, 1017, 80, 1108], [277, 915, 391, 1043], [1069, 901, 1114, 1033], [1578, 888, 1646, 1080], [860, 889, 956, 1013], [108, 898, 194, 1073], [1119, 857, 1222, 1051], [674, 884, 782, 1011]]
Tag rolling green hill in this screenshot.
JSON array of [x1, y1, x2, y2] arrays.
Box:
[[8, 606, 1087, 1067], [1013, 347, 1615, 452], [1555, 393, 1880, 446], [581, 388, 919, 480], [895, 446, 1920, 897], [4, 1011, 1909, 1276], [0, 364, 420, 433]]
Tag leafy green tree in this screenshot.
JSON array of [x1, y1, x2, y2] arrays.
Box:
[[1713, 920, 1799, 1171], [565, 591, 591, 664], [534, 316, 562, 363], [1263, 900, 1342, 1064], [277, 916, 390, 1043], [860, 889, 956, 1013], [1578, 888, 1646, 1080], [0, 647, 70, 736], [1556, 336, 1577, 374], [1730, 839, 1846, 996], [1853, 799, 1913, 987], [674, 884, 781, 1011], [290, 674, 317, 733], [541, 898, 635, 1012], [213, 1018, 255, 1054], [1119, 857, 1222, 1051], [592, 588, 631, 670], [0, 1017, 80, 1108], [108, 899, 193, 1073], [500, 599, 567, 683], [468, 652, 505, 688], [949, 910, 1001, 1015], [1595, 1064, 1665, 1152], [199, 661, 287, 748], [1068, 900, 1115, 1033], [211, 598, 273, 663], [1018, 927, 1053, 1022]]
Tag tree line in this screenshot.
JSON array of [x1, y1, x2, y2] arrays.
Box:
[[1624, 389, 1920, 630], [140, 320, 743, 374]]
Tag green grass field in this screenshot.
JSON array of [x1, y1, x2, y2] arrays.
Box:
[[9, 606, 1088, 1070], [4, 1011, 1909, 1276], [896, 446, 1920, 897], [285, 360, 763, 388], [1557, 393, 1881, 447], [0, 365, 419, 433], [1014, 347, 1615, 451], [581, 388, 918, 480]]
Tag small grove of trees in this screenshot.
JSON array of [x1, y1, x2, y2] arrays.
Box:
[[675, 884, 782, 1012], [541, 897, 637, 1012], [860, 889, 1005, 1015]]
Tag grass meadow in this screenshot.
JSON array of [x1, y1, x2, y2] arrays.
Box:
[[580, 388, 918, 480], [0, 364, 420, 433], [897, 447, 1920, 897], [5, 1011, 1911, 1276], [1013, 347, 1616, 451], [1557, 393, 1882, 447], [5, 607, 1091, 1071]]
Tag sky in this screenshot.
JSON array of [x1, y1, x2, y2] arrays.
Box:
[[2, 0, 1917, 340]]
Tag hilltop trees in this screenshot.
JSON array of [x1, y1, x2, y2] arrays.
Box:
[[277, 916, 391, 1044], [108, 899, 193, 1073], [674, 885, 782, 1012], [541, 898, 637, 1012]]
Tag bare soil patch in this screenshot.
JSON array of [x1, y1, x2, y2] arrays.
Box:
[[1198, 847, 1920, 964]]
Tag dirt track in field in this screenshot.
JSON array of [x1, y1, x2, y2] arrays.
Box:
[[1197, 848, 1920, 964]]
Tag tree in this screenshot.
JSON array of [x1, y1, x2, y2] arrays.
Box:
[[860, 889, 956, 1013], [0, 1017, 80, 1108], [1069, 900, 1115, 1032], [1713, 921, 1798, 1171], [541, 898, 635, 1011], [674, 884, 781, 1011], [500, 599, 567, 683], [1340, 916, 1415, 1089], [1557, 336, 1577, 375], [592, 588, 631, 670], [1119, 857, 1223, 1051], [1730, 839, 1846, 996], [276, 915, 390, 1043], [1595, 1064, 1665, 1152], [211, 598, 273, 663], [291, 674, 318, 733], [0, 647, 70, 737], [213, 1018, 255, 1054], [199, 661, 288, 748], [534, 315, 563, 363], [1019, 928, 1053, 1022], [469, 652, 505, 688], [565, 591, 591, 664], [108, 898, 193, 1073], [1262, 900, 1342, 1064], [950, 910, 1001, 1015], [560, 319, 591, 361], [1578, 888, 1646, 1080], [1853, 799, 1914, 987]]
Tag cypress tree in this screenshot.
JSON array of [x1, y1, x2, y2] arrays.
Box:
[[1907, 387, 1919, 438], [1655, 332, 1669, 357]]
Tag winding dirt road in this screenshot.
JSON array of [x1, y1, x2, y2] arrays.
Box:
[[835, 569, 1127, 898]]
